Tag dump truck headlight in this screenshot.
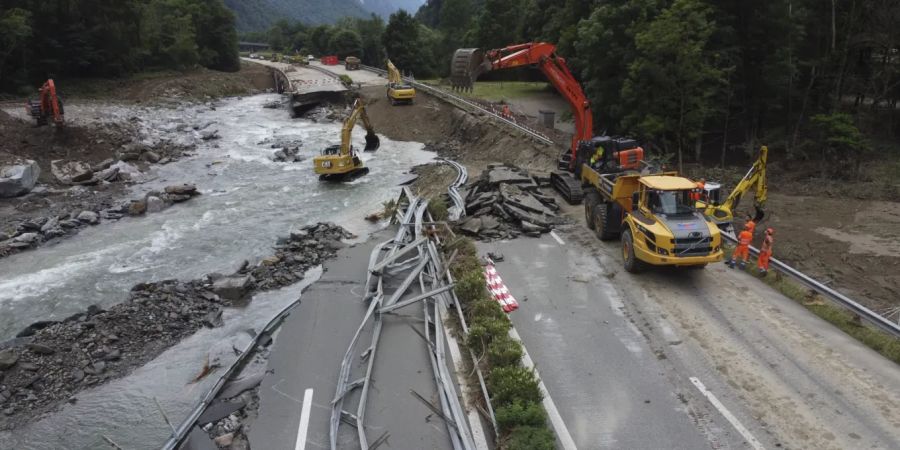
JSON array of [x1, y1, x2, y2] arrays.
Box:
[[657, 248, 669, 256]]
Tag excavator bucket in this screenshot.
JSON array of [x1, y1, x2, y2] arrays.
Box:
[[450, 48, 486, 91], [753, 205, 765, 223], [364, 132, 380, 152]]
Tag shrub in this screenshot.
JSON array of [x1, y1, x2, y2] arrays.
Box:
[[468, 298, 506, 322], [428, 196, 449, 221], [489, 366, 542, 408], [455, 270, 489, 305], [339, 74, 353, 86], [505, 425, 556, 450], [495, 401, 547, 434], [488, 335, 524, 367], [466, 315, 510, 351]]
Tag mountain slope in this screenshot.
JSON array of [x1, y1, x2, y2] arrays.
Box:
[[224, 0, 371, 31], [360, 0, 426, 17]]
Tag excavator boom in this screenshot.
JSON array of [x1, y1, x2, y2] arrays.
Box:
[[450, 43, 604, 203], [699, 146, 768, 230]]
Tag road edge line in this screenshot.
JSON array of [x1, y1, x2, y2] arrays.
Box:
[[509, 327, 578, 450], [294, 388, 314, 450], [689, 377, 764, 450], [550, 230, 566, 246]]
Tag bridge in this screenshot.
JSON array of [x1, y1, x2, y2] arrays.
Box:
[[243, 57, 348, 114]]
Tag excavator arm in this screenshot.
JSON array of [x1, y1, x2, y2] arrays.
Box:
[[451, 43, 593, 159], [340, 99, 380, 155], [723, 145, 768, 215], [387, 60, 402, 84], [700, 146, 768, 228]]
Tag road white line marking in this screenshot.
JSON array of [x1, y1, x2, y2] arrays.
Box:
[[510, 327, 578, 450], [549, 230, 566, 246], [294, 388, 314, 450], [689, 377, 764, 450]]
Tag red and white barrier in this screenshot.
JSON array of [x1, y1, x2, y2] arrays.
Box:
[[484, 264, 519, 313]]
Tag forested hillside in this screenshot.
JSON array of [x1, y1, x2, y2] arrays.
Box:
[[0, 0, 239, 93], [223, 0, 424, 31]]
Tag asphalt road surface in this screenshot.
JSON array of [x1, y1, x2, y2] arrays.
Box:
[[478, 224, 900, 449], [249, 230, 459, 450]]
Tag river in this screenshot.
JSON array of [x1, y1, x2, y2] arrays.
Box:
[[0, 93, 435, 449]]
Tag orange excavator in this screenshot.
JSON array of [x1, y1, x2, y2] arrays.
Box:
[[26, 79, 65, 127], [450, 43, 642, 204]]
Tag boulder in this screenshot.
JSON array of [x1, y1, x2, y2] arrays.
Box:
[[145, 196, 165, 213], [26, 343, 56, 355], [0, 349, 18, 370], [13, 233, 40, 244], [459, 217, 483, 235], [211, 275, 252, 301], [129, 200, 147, 216], [141, 151, 161, 163], [76, 211, 100, 225], [0, 160, 40, 197], [91, 158, 116, 172], [51, 160, 94, 184], [200, 130, 220, 141], [164, 183, 198, 196]]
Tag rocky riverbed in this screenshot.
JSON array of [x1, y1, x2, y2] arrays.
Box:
[[0, 222, 351, 430]]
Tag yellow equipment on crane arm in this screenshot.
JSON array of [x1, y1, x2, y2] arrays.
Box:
[[697, 145, 768, 232], [386, 59, 416, 105], [313, 98, 380, 181]]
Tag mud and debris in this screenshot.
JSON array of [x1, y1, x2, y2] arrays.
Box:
[[0, 223, 351, 430], [458, 164, 565, 240]]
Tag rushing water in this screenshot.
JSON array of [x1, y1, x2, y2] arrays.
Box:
[[0, 94, 435, 449]]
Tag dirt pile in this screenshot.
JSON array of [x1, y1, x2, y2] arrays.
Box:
[[358, 86, 559, 173], [0, 223, 352, 430], [457, 165, 565, 240]]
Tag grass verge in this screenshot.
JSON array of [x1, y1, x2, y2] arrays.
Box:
[[443, 236, 556, 449], [724, 248, 900, 364], [459, 81, 550, 102]]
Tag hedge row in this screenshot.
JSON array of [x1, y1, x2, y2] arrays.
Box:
[[444, 236, 556, 450]]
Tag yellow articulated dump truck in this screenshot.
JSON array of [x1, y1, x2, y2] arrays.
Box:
[[579, 137, 724, 272]]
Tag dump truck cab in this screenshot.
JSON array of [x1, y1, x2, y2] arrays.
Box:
[[580, 139, 723, 272], [622, 176, 724, 271]]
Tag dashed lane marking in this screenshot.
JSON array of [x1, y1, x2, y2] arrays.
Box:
[[689, 377, 765, 450], [510, 327, 578, 450], [294, 388, 314, 450], [550, 230, 566, 246]]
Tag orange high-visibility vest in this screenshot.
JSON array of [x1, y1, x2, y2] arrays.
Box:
[[738, 230, 752, 246]]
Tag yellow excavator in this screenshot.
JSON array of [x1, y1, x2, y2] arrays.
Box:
[[696, 146, 768, 233], [313, 99, 380, 181], [386, 59, 415, 105]]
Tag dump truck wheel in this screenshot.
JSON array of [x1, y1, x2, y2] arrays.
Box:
[[622, 229, 644, 273], [584, 190, 599, 228]]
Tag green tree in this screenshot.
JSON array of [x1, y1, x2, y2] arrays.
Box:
[[474, 0, 523, 49], [574, 0, 663, 132], [309, 25, 333, 55], [383, 10, 429, 76], [810, 113, 870, 178], [328, 29, 363, 59], [622, 0, 724, 171], [0, 8, 32, 83]]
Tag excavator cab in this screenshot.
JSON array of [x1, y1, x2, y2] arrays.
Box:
[[27, 79, 64, 128]]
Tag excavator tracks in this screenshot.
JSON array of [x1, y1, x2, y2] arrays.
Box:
[[550, 171, 583, 205]]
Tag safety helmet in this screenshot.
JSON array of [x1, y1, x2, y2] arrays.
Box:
[[743, 222, 751, 230]]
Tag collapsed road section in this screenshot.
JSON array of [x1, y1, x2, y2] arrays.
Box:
[[245, 58, 347, 114]]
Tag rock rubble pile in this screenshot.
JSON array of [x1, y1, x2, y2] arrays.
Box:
[[457, 165, 565, 239]]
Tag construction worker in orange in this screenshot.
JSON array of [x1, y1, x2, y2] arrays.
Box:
[[690, 178, 706, 202], [743, 213, 756, 235], [757, 228, 775, 275], [728, 223, 754, 269]]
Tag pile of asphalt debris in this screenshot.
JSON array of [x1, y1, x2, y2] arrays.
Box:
[[457, 165, 565, 239], [0, 222, 353, 430], [0, 183, 202, 259]]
